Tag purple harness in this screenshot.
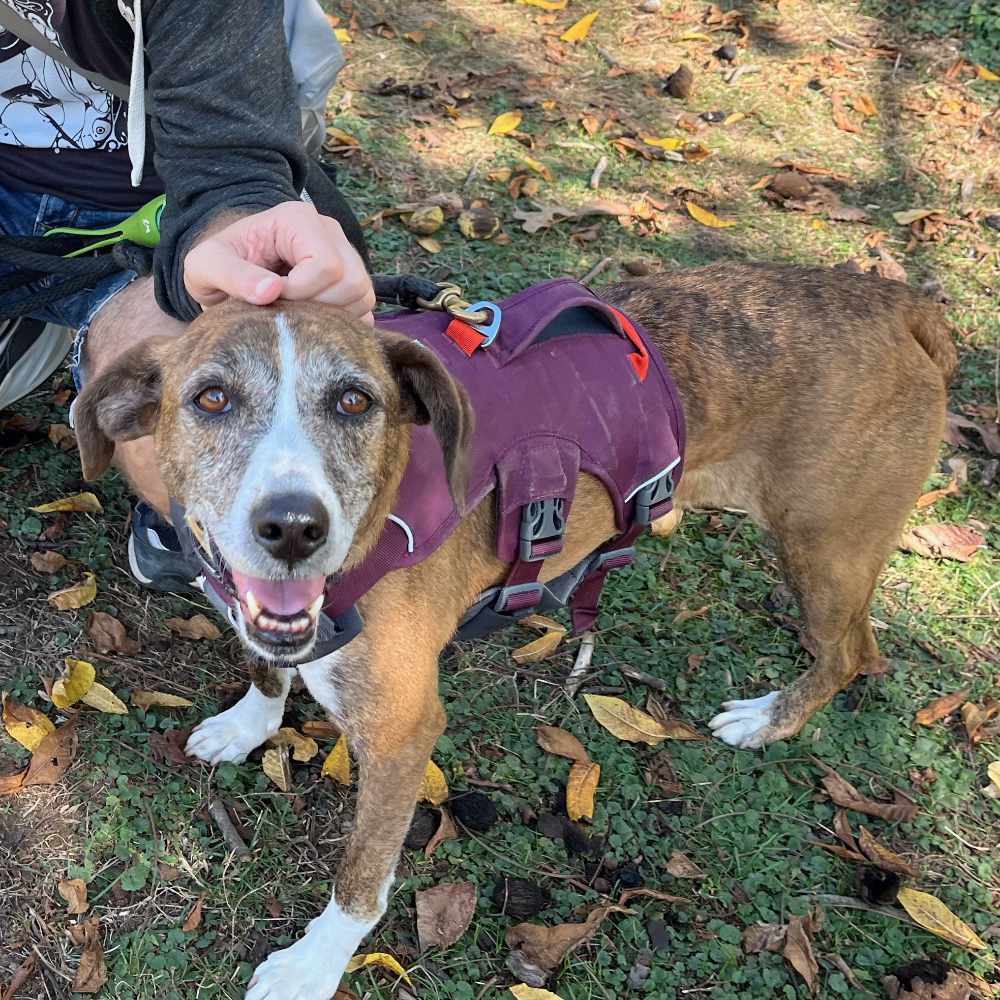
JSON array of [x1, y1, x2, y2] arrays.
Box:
[[183, 279, 686, 656]]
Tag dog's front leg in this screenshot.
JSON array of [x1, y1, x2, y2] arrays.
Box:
[[246, 640, 445, 1000], [186, 665, 293, 765]]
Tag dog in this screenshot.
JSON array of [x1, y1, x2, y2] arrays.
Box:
[[73, 262, 954, 1000]]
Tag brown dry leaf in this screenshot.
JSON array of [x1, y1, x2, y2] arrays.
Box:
[[521, 614, 564, 632], [561, 10, 598, 43], [344, 952, 413, 985], [893, 208, 942, 225], [30, 491, 102, 514], [771, 159, 852, 182], [962, 701, 999, 744], [2, 954, 38, 999], [897, 888, 987, 951], [52, 657, 96, 709], [536, 725, 589, 762], [831, 94, 860, 133], [48, 572, 97, 611], [88, 611, 140, 655], [645, 748, 682, 794], [57, 878, 89, 914], [617, 887, 690, 906], [425, 809, 459, 858], [81, 682, 128, 715], [743, 922, 786, 953], [519, 154, 554, 181], [131, 690, 193, 710], [815, 759, 918, 822], [513, 628, 566, 664], [945, 411, 1000, 455], [665, 850, 705, 878], [301, 719, 340, 739], [854, 92, 878, 117], [673, 604, 709, 625], [489, 110, 523, 135], [419, 759, 449, 805], [916, 479, 960, 508], [584, 694, 669, 745], [2, 694, 55, 752], [416, 236, 442, 253], [506, 905, 622, 975], [325, 126, 359, 147], [21, 719, 77, 790], [48, 423, 75, 449], [566, 760, 600, 821], [166, 614, 221, 640], [784, 913, 820, 994], [71, 916, 107, 994], [900, 523, 984, 562], [685, 201, 736, 228], [322, 734, 351, 785], [858, 825, 917, 877], [262, 746, 292, 792], [267, 727, 319, 763], [915, 688, 969, 725], [834, 809, 860, 852], [182, 893, 205, 932], [509, 988, 565, 1000], [30, 550, 68, 574], [415, 882, 477, 951], [452, 116, 485, 130], [808, 840, 867, 863], [645, 695, 707, 741]]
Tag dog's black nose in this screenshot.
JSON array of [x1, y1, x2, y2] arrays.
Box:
[[252, 493, 329, 564]]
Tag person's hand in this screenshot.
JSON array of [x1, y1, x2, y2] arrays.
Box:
[[184, 201, 375, 323]]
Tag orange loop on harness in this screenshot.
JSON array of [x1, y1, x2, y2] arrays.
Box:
[[608, 306, 649, 382], [445, 318, 487, 357]]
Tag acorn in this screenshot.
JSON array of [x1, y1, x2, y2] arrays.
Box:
[[405, 205, 444, 236], [769, 171, 813, 201], [714, 43, 738, 62], [450, 791, 498, 832], [663, 64, 693, 100], [457, 207, 500, 241], [404, 807, 437, 849], [492, 877, 551, 918]]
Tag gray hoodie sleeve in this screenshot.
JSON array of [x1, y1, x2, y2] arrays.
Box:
[[144, 0, 308, 321]]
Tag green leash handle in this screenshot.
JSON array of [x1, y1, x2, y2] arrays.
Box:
[[45, 194, 165, 258]]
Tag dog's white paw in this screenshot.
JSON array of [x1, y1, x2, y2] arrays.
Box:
[[185, 685, 285, 765], [708, 691, 780, 749]]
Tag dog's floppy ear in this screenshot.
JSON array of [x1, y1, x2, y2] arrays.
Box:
[[74, 337, 173, 481], [383, 335, 474, 509]]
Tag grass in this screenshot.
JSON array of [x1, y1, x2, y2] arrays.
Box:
[[2, 1, 999, 997]]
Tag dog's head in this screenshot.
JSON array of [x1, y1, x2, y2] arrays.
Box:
[[75, 301, 473, 663]]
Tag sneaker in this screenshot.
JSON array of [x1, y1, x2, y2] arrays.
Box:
[[127, 501, 203, 594]]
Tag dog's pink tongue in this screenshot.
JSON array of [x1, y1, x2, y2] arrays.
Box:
[[231, 570, 326, 616]]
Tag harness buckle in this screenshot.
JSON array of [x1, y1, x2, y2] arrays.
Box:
[[416, 282, 491, 325], [494, 581, 545, 614], [519, 497, 566, 561], [590, 546, 636, 573], [633, 468, 675, 526]]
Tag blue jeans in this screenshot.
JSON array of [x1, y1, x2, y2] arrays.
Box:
[[0, 184, 138, 387]]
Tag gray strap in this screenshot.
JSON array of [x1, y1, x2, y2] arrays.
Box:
[[0, 3, 132, 101]]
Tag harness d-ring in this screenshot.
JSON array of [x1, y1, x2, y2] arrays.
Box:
[[466, 301, 502, 347]]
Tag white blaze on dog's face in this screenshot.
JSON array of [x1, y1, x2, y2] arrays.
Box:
[[74, 301, 472, 664]]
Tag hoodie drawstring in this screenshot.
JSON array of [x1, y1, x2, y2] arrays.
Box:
[[117, 0, 146, 187]]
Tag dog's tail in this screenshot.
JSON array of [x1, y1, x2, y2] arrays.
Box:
[[906, 295, 958, 386]]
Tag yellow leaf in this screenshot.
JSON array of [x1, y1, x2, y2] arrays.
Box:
[[896, 888, 987, 951], [416, 236, 442, 253], [326, 126, 359, 147], [584, 694, 669, 745], [2, 695, 55, 751], [976, 64, 1000, 81], [345, 952, 413, 985], [489, 110, 524, 135], [989, 761, 1000, 794], [131, 691, 194, 710], [268, 727, 319, 763], [517, 0, 568, 8], [512, 628, 566, 664], [640, 135, 684, 150], [561, 11, 598, 42], [48, 572, 97, 611], [419, 759, 449, 805], [511, 988, 566, 1000], [262, 747, 291, 792], [521, 614, 564, 632], [893, 208, 941, 225], [811, 218, 827, 230], [685, 201, 737, 228], [520, 154, 554, 180], [322, 734, 351, 785], [81, 682, 129, 715], [335, 28, 352, 43], [566, 760, 600, 820], [30, 492, 103, 514], [52, 658, 96, 709], [723, 112, 745, 125], [676, 31, 714, 42]]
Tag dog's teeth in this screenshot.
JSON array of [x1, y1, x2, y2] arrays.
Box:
[[307, 594, 324, 620], [245, 590, 263, 623]]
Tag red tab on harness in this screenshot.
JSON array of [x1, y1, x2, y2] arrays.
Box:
[[609, 306, 649, 382], [445, 318, 487, 357]]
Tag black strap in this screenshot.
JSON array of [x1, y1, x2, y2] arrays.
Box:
[[372, 274, 442, 311]]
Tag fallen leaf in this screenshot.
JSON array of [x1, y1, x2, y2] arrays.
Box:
[[1, 954, 37, 999], [506, 905, 622, 974], [897, 888, 987, 951], [457, 207, 501, 240], [52, 658, 96, 709], [858, 825, 917, 877], [510, 988, 565, 1000], [561, 11, 598, 43], [900, 523, 984, 561], [2, 694, 55, 751], [584, 694, 669, 745], [165, 614, 222, 640], [915, 688, 969, 725], [489, 110, 523, 135], [874, 246, 908, 283], [536, 725, 589, 762], [962, 701, 999, 744], [519, 154, 554, 180], [87, 612, 140, 655], [808, 840, 867, 863], [665, 850, 705, 878], [673, 604, 709, 624], [30, 491, 102, 514], [815, 759, 918, 822], [47, 423, 75, 449], [640, 135, 685, 150], [22, 720, 75, 787], [48, 572, 97, 611], [513, 628, 566, 664], [403, 30, 425, 43], [853, 92, 878, 117], [916, 479, 960, 508], [182, 893, 205, 932], [644, 696, 707, 740], [834, 810, 860, 852], [301, 719, 340, 739], [784, 913, 820, 994], [945, 411, 1000, 455], [617, 887, 690, 906], [416, 236, 442, 253], [988, 761, 1000, 794], [262, 746, 292, 792], [345, 952, 412, 985], [831, 94, 860, 133], [518, 0, 568, 7], [71, 916, 107, 994], [522, 614, 565, 632], [131, 690, 193, 710], [772, 159, 852, 181], [57, 878, 89, 914], [322, 734, 351, 785], [30, 550, 68, 573], [416, 882, 477, 951], [404, 205, 444, 235], [267, 727, 319, 762], [743, 922, 786, 953], [425, 809, 458, 857], [977, 64, 1000, 81], [566, 761, 600, 821], [686, 201, 736, 228], [419, 759, 449, 805], [147, 728, 191, 766], [81, 682, 128, 715], [676, 31, 714, 42], [334, 28, 352, 43], [325, 126, 359, 147], [452, 115, 485, 129]]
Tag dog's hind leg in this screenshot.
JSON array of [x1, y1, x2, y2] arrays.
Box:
[[185, 664, 293, 765]]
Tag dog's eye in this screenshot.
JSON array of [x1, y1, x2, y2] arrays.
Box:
[[194, 386, 231, 414], [337, 388, 372, 416]]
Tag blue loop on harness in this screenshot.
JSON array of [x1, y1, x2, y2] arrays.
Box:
[[467, 301, 502, 347]]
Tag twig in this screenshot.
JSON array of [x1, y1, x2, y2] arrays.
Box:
[[579, 258, 612, 285], [1, 954, 37, 1000], [474, 976, 498, 1000], [590, 154, 609, 190], [596, 46, 621, 68], [565, 630, 595, 697], [795, 894, 921, 931], [619, 664, 667, 692], [725, 64, 761, 85], [207, 797, 251, 856], [466, 776, 517, 794]]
